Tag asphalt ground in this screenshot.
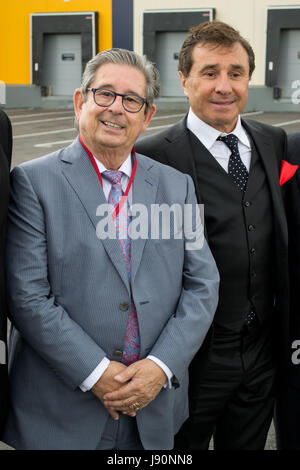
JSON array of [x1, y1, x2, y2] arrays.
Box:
[[6, 108, 300, 167], [1, 106, 297, 450]]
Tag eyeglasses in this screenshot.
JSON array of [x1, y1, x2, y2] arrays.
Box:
[[87, 88, 148, 113]]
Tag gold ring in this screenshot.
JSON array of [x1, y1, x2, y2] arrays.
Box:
[[131, 402, 140, 411]]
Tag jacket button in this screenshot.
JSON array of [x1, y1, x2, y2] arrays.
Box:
[[119, 302, 129, 311], [113, 350, 123, 358], [244, 201, 251, 207], [248, 224, 255, 231], [250, 248, 256, 254]]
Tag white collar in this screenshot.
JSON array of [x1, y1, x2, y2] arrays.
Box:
[[94, 153, 132, 178], [187, 108, 251, 151]]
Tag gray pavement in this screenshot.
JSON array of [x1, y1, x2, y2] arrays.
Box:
[[1, 107, 295, 450], [6, 107, 300, 168]]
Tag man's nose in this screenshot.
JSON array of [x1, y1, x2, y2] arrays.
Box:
[[215, 73, 233, 94], [107, 94, 124, 112]]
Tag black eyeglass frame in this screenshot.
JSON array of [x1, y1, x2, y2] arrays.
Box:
[[87, 88, 148, 113]]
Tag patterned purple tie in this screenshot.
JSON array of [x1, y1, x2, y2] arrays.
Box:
[[102, 170, 140, 365]]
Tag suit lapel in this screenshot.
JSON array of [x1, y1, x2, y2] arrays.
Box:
[[242, 119, 287, 242], [162, 117, 202, 202], [131, 154, 159, 283], [60, 138, 130, 293]]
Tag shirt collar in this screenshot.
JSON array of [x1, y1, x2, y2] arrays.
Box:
[[187, 108, 251, 151], [94, 153, 132, 178]]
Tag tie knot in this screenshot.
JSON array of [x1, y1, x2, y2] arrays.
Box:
[[102, 170, 123, 186], [217, 134, 239, 151]]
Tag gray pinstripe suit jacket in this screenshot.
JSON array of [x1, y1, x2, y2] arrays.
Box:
[[3, 137, 219, 449]]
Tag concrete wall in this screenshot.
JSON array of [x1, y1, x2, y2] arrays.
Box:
[[133, 0, 300, 88]]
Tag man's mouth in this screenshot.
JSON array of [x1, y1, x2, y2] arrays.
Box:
[[102, 120, 124, 129], [211, 100, 235, 106]]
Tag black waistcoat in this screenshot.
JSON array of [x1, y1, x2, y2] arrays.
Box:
[[190, 131, 275, 331]]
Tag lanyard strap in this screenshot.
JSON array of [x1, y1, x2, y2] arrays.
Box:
[[79, 136, 137, 218]]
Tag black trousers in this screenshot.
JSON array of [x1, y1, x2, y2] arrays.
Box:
[[0, 364, 8, 437], [275, 384, 300, 450], [175, 322, 275, 450]]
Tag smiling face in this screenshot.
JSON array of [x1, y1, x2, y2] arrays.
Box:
[[179, 41, 250, 133], [74, 63, 156, 165]]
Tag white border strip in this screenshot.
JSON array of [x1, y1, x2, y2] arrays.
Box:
[[143, 9, 214, 15], [266, 6, 300, 11], [14, 128, 76, 139], [30, 12, 96, 17]]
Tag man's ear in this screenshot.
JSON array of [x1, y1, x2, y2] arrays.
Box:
[[73, 89, 84, 122], [142, 104, 156, 131], [179, 71, 189, 99]]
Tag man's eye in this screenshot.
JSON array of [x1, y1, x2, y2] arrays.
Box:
[[99, 91, 113, 97], [125, 96, 140, 104]]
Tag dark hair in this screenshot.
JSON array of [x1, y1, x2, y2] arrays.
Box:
[[178, 21, 255, 78]]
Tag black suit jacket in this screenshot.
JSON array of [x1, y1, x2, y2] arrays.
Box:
[[136, 116, 289, 380], [286, 133, 300, 388], [0, 109, 12, 435]]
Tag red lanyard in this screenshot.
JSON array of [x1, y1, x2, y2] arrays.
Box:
[[79, 136, 137, 218]]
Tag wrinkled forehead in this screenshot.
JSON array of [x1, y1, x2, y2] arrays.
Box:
[[191, 41, 250, 72], [91, 63, 147, 94], [192, 40, 246, 56]]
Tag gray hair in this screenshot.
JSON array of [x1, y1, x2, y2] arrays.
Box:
[[80, 48, 160, 110]]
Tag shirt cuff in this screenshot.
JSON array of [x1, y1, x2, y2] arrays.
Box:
[[79, 357, 110, 392], [147, 355, 173, 389]]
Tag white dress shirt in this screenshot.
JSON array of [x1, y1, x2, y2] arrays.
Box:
[[80, 153, 173, 392], [186, 108, 252, 172]]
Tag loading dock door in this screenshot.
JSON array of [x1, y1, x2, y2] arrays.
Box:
[[277, 29, 300, 99], [155, 32, 187, 97], [43, 34, 82, 96]]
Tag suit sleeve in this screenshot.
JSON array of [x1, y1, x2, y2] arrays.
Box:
[[286, 134, 300, 353], [148, 174, 219, 384], [6, 166, 107, 390]]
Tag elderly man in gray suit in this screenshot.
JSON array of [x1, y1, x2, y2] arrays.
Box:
[[3, 49, 219, 450]]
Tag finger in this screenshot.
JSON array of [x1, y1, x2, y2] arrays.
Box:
[[103, 398, 134, 410], [106, 407, 119, 420], [122, 411, 136, 417], [113, 363, 138, 384], [103, 381, 138, 401], [104, 398, 147, 411]]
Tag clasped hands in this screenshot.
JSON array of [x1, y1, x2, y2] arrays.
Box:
[[91, 358, 167, 420]]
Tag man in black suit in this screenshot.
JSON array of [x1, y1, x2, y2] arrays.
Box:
[[136, 21, 289, 450], [275, 133, 300, 449], [0, 109, 12, 435]]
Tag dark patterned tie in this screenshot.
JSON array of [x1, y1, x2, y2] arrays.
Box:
[[102, 170, 140, 365], [217, 137, 256, 328], [217, 134, 248, 192]]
